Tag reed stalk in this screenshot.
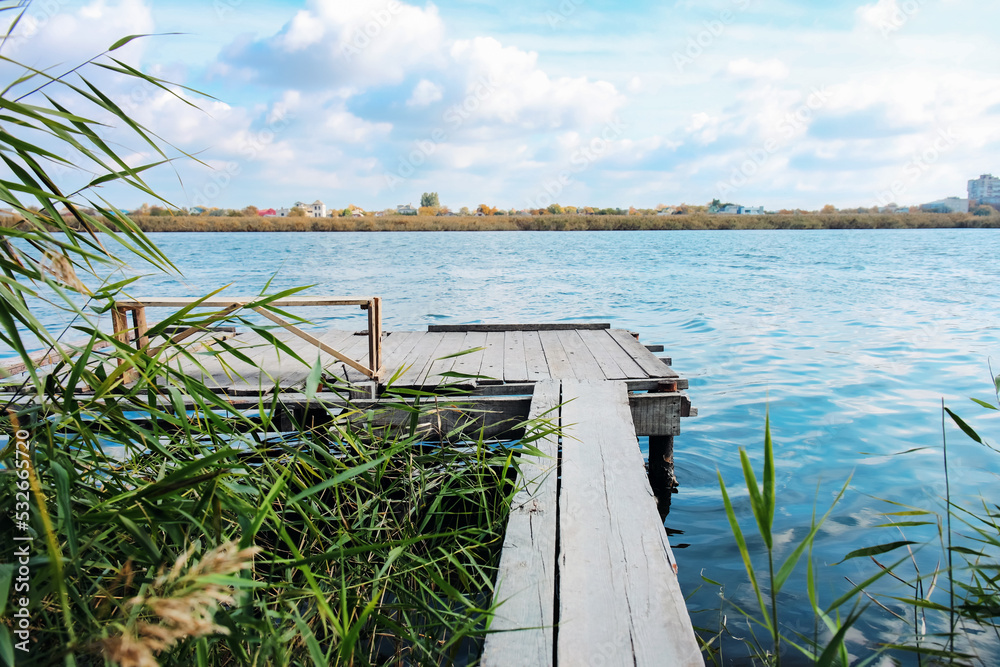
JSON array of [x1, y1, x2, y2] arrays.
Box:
[[0, 9, 555, 664]]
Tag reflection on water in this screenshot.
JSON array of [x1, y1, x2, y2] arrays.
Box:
[[10, 229, 1000, 663]]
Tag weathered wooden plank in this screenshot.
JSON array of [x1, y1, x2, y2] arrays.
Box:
[[478, 331, 506, 383], [393, 331, 446, 386], [254, 307, 377, 380], [537, 330, 574, 379], [333, 331, 384, 384], [521, 330, 550, 381], [629, 392, 683, 437], [577, 329, 646, 380], [449, 331, 488, 380], [558, 379, 700, 666], [624, 377, 689, 392], [482, 380, 560, 667], [222, 330, 356, 394], [347, 395, 532, 440], [575, 329, 626, 380], [420, 331, 468, 385], [607, 329, 680, 379], [502, 330, 529, 383], [162, 327, 365, 393], [117, 296, 376, 308], [0, 339, 115, 376], [555, 329, 607, 380], [428, 323, 610, 333], [379, 331, 426, 379], [157, 331, 275, 392]]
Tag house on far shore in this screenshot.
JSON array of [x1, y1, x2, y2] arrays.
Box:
[[258, 208, 277, 217], [657, 207, 677, 216], [277, 200, 327, 217], [308, 200, 327, 217], [921, 197, 969, 213], [348, 204, 366, 218], [737, 206, 764, 215], [396, 204, 417, 215]]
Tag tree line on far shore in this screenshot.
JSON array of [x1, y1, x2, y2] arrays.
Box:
[[109, 211, 997, 232]]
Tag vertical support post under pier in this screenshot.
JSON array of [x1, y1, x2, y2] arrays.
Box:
[[648, 434, 677, 520]]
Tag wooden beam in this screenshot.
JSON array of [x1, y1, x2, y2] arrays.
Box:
[[111, 304, 130, 347], [252, 306, 376, 379], [0, 339, 114, 376], [130, 305, 149, 351], [115, 296, 376, 308], [368, 296, 383, 378], [150, 304, 241, 355], [629, 392, 683, 436], [427, 323, 610, 333], [482, 380, 560, 666], [557, 380, 701, 666]]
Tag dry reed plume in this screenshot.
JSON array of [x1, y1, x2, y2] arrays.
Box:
[[102, 541, 260, 667]]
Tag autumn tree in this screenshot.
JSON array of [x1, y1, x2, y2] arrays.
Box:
[[288, 206, 306, 217], [547, 203, 563, 214], [821, 204, 837, 214], [242, 205, 259, 216], [418, 206, 437, 216]]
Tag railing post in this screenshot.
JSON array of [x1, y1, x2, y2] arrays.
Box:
[[368, 297, 383, 380], [130, 305, 149, 350]]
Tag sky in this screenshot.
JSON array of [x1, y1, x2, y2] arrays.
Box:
[[4, 0, 1000, 212]]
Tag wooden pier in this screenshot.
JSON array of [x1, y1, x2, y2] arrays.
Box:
[[5, 300, 703, 665]]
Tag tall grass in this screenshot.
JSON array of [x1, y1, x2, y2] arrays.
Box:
[[0, 9, 552, 665], [709, 384, 1000, 665], [1, 375, 547, 665]]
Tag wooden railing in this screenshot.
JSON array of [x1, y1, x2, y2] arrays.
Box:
[[112, 296, 383, 381]]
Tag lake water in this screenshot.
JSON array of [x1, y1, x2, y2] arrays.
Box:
[[13, 229, 1000, 663]]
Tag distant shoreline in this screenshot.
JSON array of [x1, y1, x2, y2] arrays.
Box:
[[118, 212, 997, 232]]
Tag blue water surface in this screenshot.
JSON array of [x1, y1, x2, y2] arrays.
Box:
[[10, 229, 1000, 663]]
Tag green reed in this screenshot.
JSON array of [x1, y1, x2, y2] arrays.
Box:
[[708, 382, 1000, 666], [0, 10, 554, 664]]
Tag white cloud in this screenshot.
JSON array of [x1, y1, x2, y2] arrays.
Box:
[[685, 112, 722, 143], [855, 0, 910, 34], [222, 0, 446, 89], [449, 37, 624, 130], [407, 79, 443, 107], [726, 58, 790, 81], [324, 106, 393, 143], [5, 0, 153, 66]]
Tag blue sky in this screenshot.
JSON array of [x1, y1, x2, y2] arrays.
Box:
[[6, 0, 999, 211]]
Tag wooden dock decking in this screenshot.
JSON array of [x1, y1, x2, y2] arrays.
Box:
[[482, 379, 701, 666], [157, 323, 688, 395], [3, 318, 702, 664]]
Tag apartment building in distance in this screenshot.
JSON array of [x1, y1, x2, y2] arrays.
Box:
[[968, 174, 1000, 205]]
